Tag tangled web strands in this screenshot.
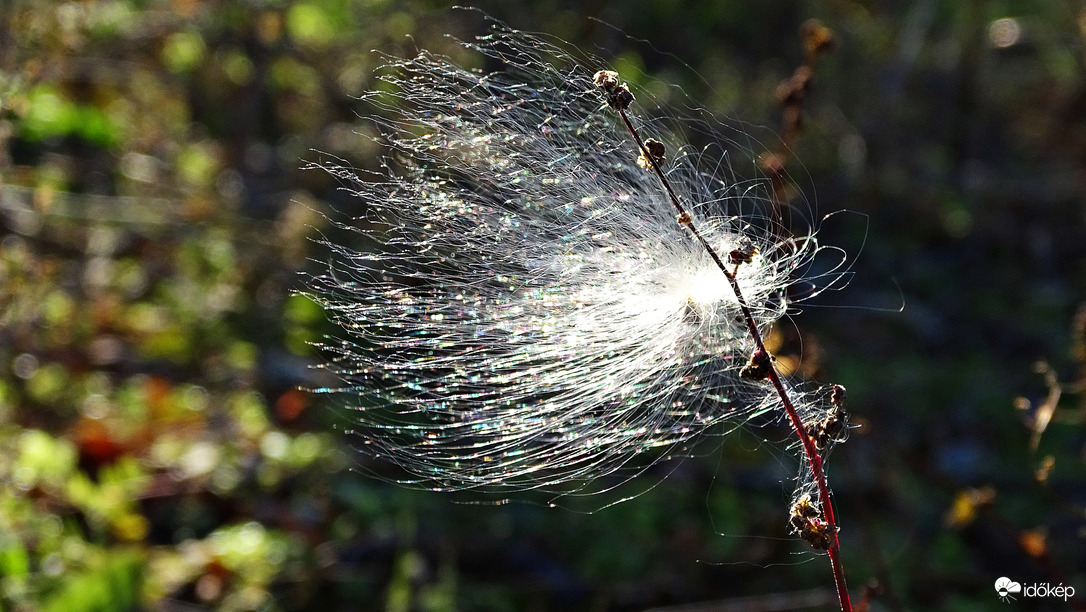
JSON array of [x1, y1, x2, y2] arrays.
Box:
[[309, 20, 844, 496]]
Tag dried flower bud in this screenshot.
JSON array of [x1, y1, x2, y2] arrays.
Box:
[[792, 494, 820, 519], [801, 518, 835, 550], [790, 494, 834, 550], [831, 384, 846, 410], [740, 348, 773, 380], [729, 236, 758, 265], [593, 69, 633, 110], [806, 384, 849, 450], [593, 70, 619, 90], [611, 84, 634, 111], [636, 138, 666, 170]]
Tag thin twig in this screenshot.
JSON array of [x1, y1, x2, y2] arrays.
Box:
[[605, 90, 852, 611]]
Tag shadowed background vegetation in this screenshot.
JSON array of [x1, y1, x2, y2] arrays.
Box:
[[1, 1, 1083, 610]]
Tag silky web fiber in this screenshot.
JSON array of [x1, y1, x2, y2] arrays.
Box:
[[304, 14, 848, 501]]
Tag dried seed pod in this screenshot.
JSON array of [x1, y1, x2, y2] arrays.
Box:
[[740, 349, 773, 380], [729, 236, 758, 265], [592, 69, 619, 90], [800, 518, 835, 550], [593, 69, 633, 110], [806, 385, 849, 450], [831, 384, 846, 410], [636, 138, 666, 170], [790, 494, 835, 550]]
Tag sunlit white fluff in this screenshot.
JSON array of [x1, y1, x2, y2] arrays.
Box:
[[305, 17, 839, 496]]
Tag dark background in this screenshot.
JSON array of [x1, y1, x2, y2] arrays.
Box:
[[0, 1, 1083, 610]]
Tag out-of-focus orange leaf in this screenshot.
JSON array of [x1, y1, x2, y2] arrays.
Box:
[[74, 418, 125, 467], [275, 388, 308, 422], [145, 376, 173, 419], [1018, 528, 1048, 559]]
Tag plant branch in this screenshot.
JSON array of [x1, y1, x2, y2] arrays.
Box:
[[613, 102, 852, 612]]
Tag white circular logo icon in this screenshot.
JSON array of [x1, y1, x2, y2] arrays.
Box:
[[995, 577, 1022, 602]]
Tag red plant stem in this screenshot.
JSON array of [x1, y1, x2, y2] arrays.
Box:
[[618, 108, 853, 612]]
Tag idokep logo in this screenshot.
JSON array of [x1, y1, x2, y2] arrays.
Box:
[[995, 577, 1022, 602], [995, 576, 1076, 604]]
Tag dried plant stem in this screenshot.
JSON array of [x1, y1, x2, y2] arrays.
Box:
[[617, 107, 853, 612]]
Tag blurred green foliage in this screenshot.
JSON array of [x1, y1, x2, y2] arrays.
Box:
[[0, 0, 1083, 610]]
